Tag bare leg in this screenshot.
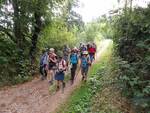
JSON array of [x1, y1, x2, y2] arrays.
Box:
[[61, 81, 65, 93], [47, 70, 51, 82], [56, 80, 60, 91], [47, 70, 53, 84]]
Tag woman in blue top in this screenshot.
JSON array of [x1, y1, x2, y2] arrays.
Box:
[[80, 51, 91, 81]]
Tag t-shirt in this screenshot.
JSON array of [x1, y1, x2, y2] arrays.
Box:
[[88, 47, 95, 54], [70, 53, 78, 64]]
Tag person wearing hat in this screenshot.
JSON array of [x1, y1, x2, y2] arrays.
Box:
[[80, 51, 91, 81], [55, 52, 66, 92], [48, 48, 57, 85], [69, 48, 79, 84]]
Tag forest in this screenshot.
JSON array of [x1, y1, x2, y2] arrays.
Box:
[[0, 0, 150, 113]]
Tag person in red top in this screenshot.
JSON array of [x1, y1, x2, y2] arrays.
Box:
[[92, 43, 97, 59], [88, 44, 96, 63]]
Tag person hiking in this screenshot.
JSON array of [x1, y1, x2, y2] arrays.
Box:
[[88, 44, 95, 64], [87, 42, 90, 51], [39, 50, 49, 80], [80, 51, 91, 81], [80, 44, 87, 57], [48, 48, 57, 85], [55, 52, 66, 92], [79, 43, 83, 50], [92, 42, 97, 59], [70, 48, 79, 85], [63, 45, 70, 69]]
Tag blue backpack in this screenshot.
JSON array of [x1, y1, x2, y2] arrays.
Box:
[[70, 54, 78, 64], [81, 57, 89, 68], [81, 47, 87, 51], [40, 53, 48, 66], [40, 55, 45, 66]]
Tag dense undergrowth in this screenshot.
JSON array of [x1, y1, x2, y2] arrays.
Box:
[[111, 6, 150, 113], [88, 5, 150, 113]]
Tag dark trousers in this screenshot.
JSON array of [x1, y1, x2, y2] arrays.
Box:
[[71, 64, 77, 81], [40, 66, 47, 79]]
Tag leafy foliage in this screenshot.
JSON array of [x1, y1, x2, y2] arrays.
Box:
[[39, 20, 76, 51], [0, 0, 83, 86], [110, 5, 150, 113]]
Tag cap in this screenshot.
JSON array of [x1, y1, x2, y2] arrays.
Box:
[[49, 48, 54, 52], [82, 51, 88, 55]]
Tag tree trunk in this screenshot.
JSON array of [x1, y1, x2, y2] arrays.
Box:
[[29, 11, 42, 68], [12, 0, 25, 75], [12, 0, 23, 49]]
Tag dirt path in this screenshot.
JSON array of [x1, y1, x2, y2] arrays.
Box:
[[0, 40, 112, 113]]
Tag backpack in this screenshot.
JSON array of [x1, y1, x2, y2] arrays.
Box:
[[58, 59, 66, 71], [81, 47, 87, 52], [81, 56, 90, 68], [70, 53, 78, 64], [40, 54, 46, 66], [63, 47, 70, 56]]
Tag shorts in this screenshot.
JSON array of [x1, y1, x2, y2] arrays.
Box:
[[49, 62, 56, 70], [81, 66, 89, 75], [55, 71, 64, 81]]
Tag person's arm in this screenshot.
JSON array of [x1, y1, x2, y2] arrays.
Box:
[[69, 54, 71, 64], [63, 60, 67, 71], [49, 56, 57, 63], [53, 57, 57, 63], [77, 55, 79, 64], [79, 58, 82, 68]]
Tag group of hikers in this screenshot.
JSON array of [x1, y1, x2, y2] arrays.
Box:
[[40, 42, 97, 92]]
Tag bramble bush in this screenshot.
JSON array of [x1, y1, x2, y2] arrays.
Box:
[[111, 5, 150, 113]]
